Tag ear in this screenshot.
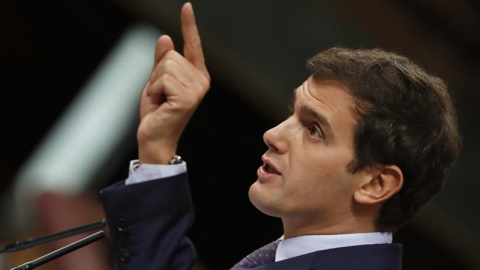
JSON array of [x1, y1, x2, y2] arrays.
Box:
[[354, 165, 403, 205]]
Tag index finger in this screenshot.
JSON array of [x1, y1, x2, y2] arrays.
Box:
[[181, 2, 208, 74]]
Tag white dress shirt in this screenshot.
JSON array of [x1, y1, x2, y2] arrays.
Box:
[[125, 160, 187, 185], [275, 233, 392, 262], [125, 160, 393, 262]]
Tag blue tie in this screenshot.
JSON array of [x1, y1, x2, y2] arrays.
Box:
[[230, 240, 280, 269]]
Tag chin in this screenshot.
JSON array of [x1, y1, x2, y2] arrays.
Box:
[[248, 181, 282, 218]]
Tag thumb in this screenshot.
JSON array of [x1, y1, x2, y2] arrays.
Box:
[[154, 35, 174, 66]]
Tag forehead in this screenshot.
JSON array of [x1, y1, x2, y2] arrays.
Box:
[[293, 77, 356, 114]]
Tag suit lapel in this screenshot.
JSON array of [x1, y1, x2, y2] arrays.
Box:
[[235, 244, 402, 270], [308, 244, 403, 270], [235, 251, 315, 270]]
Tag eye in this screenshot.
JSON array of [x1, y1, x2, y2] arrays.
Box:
[[307, 124, 323, 139]]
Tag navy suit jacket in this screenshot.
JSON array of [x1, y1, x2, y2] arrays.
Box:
[[100, 173, 402, 270]]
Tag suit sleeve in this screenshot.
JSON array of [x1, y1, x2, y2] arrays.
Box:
[[100, 173, 196, 270]]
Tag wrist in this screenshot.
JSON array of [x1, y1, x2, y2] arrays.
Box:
[[138, 141, 177, 165]]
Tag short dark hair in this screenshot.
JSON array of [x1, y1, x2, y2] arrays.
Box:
[[307, 47, 461, 232]]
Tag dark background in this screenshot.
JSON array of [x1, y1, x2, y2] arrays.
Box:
[[1, 0, 479, 269]]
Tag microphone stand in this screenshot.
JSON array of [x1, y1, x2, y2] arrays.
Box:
[[9, 231, 105, 270], [0, 219, 106, 253]]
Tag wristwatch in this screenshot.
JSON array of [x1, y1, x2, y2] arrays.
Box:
[[169, 155, 182, 165]]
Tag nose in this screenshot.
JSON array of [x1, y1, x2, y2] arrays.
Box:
[[263, 118, 290, 154]]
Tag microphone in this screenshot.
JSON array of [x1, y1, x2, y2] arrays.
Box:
[[0, 219, 106, 253], [9, 231, 105, 270]]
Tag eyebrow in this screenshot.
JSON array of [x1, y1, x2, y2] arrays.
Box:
[[299, 105, 332, 134], [292, 88, 332, 135]]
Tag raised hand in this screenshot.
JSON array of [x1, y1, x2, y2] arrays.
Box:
[[137, 2, 210, 164]]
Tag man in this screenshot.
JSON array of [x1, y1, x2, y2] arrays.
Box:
[[100, 2, 461, 270]]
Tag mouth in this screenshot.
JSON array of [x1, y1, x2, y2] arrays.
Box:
[[262, 163, 281, 175], [257, 156, 282, 179]]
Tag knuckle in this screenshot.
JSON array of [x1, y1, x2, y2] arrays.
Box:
[[199, 76, 210, 90], [161, 61, 172, 73], [164, 59, 175, 68], [188, 39, 202, 49], [150, 74, 168, 90], [159, 73, 171, 84], [193, 39, 201, 47], [194, 82, 205, 92]]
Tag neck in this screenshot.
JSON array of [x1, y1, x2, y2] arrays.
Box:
[[281, 213, 377, 239]]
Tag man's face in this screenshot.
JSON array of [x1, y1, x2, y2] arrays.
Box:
[[249, 77, 367, 235]]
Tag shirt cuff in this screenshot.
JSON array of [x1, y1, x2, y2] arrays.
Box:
[[125, 159, 187, 185]]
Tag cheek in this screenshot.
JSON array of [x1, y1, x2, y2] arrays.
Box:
[[290, 150, 353, 195]]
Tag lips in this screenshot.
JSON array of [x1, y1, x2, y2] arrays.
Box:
[[257, 156, 282, 181], [261, 156, 282, 175], [263, 163, 281, 175]]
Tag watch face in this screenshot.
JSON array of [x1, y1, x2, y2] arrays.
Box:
[[169, 155, 182, 165]]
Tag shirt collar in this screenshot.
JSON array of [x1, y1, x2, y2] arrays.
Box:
[[276, 232, 392, 262]]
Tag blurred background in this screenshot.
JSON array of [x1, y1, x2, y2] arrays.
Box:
[[1, 0, 479, 269]]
